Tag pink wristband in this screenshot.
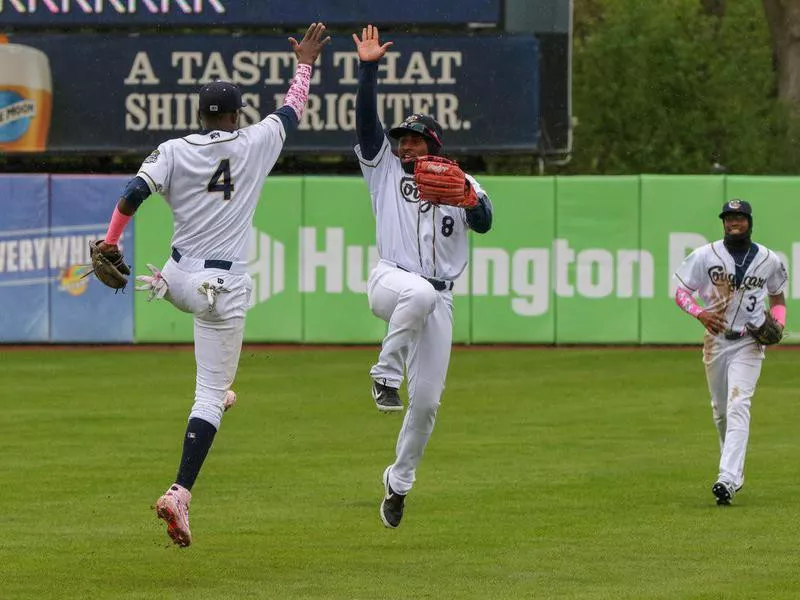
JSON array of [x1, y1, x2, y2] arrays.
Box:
[[104, 206, 132, 245], [283, 63, 312, 121], [675, 287, 703, 318], [770, 304, 787, 327]]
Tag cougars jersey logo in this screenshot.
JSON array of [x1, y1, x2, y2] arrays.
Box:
[[399, 175, 433, 212], [707, 265, 766, 290]]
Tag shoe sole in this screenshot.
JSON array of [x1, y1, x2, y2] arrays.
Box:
[[380, 467, 399, 529], [712, 483, 733, 506], [156, 501, 192, 547]]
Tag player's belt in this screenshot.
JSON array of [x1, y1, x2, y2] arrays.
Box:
[[171, 247, 232, 271], [723, 329, 746, 340], [396, 265, 454, 291]]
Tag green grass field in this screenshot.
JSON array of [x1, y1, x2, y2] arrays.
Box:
[[2, 346, 799, 600]]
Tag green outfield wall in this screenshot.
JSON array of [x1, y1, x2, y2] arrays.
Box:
[[134, 176, 800, 344]]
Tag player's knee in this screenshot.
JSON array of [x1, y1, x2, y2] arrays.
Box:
[[411, 398, 440, 429], [403, 286, 437, 320], [190, 388, 226, 429], [409, 385, 442, 415]]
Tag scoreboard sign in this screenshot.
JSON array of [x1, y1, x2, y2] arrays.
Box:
[[2, 33, 541, 154], [0, 0, 502, 26]]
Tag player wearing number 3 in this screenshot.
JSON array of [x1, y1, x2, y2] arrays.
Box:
[[353, 25, 493, 527], [94, 24, 330, 546], [674, 200, 787, 505]]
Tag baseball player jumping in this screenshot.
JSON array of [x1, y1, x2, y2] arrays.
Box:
[[90, 24, 330, 546], [674, 200, 787, 505], [352, 25, 493, 528]]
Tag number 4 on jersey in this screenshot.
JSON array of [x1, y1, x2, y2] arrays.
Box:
[[207, 159, 234, 200]]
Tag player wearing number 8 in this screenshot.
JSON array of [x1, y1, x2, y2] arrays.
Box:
[[673, 200, 788, 506], [352, 25, 493, 528], [92, 24, 331, 546]]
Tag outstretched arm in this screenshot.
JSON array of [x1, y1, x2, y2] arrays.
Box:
[[353, 25, 393, 160], [274, 23, 331, 133]]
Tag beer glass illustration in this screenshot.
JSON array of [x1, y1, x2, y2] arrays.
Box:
[[0, 43, 52, 152]]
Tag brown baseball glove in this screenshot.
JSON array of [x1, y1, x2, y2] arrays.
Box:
[[746, 311, 784, 345], [87, 239, 130, 291], [414, 155, 479, 208]]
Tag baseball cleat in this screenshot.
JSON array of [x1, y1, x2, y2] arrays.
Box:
[[155, 484, 192, 547], [372, 380, 403, 412], [223, 390, 237, 412], [712, 480, 736, 506], [380, 466, 406, 528]]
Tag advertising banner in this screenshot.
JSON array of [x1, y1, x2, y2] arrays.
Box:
[[133, 193, 192, 342], [131, 174, 800, 345], [554, 177, 641, 343], [724, 177, 800, 344], [0, 42, 51, 153], [134, 178, 307, 343], [49, 175, 134, 342], [246, 177, 304, 342], [299, 178, 386, 343], [0, 174, 49, 342], [639, 176, 726, 344], [0, 1, 501, 27], [1, 173, 790, 346], [2, 33, 540, 155], [470, 177, 555, 343]]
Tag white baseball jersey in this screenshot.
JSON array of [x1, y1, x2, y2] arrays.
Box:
[[355, 137, 484, 280], [137, 114, 286, 262], [674, 240, 787, 331]]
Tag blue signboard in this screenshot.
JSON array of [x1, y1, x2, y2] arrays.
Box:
[[0, 175, 50, 342], [4, 33, 540, 154], [0, 1, 501, 27], [49, 176, 134, 342]]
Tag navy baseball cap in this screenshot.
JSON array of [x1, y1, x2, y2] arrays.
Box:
[[388, 113, 443, 149], [199, 80, 246, 114], [719, 199, 752, 219]]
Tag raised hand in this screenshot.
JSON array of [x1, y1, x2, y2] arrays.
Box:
[[352, 24, 394, 62], [289, 22, 332, 66]]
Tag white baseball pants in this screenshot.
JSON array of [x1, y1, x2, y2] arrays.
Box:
[[161, 256, 253, 430], [367, 260, 454, 495], [702, 333, 765, 489]]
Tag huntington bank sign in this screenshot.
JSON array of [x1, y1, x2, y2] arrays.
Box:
[[243, 226, 800, 318]]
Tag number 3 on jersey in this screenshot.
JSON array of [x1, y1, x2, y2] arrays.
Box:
[[207, 159, 234, 200]]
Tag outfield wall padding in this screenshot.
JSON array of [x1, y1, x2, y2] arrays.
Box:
[[0, 175, 796, 344]]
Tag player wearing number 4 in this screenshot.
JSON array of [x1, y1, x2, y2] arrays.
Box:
[[353, 25, 493, 528], [91, 24, 330, 546], [674, 200, 787, 506]]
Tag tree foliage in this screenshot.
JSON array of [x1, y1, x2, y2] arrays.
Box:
[[567, 0, 799, 174]]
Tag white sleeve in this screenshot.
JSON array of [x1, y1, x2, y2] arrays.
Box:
[[137, 142, 172, 195], [766, 253, 788, 295], [354, 137, 394, 196], [674, 247, 705, 291], [466, 173, 485, 197], [247, 114, 287, 175]]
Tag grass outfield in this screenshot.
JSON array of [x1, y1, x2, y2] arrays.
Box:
[[2, 346, 799, 600]]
